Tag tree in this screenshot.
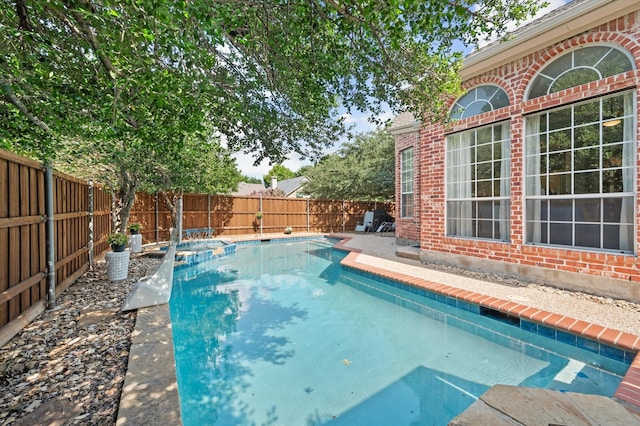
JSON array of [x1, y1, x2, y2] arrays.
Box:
[[139, 132, 243, 228], [0, 1, 545, 228], [263, 165, 295, 187], [303, 129, 394, 201], [1, 0, 545, 155], [295, 165, 314, 177], [241, 176, 263, 184]]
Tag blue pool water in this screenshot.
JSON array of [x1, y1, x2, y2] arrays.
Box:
[[169, 239, 629, 425]]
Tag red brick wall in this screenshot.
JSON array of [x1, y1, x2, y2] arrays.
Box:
[[396, 10, 640, 284]]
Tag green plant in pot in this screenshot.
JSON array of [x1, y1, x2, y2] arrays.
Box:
[[255, 212, 263, 220], [107, 232, 129, 252], [284, 226, 292, 234], [127, 223, 142, 234]]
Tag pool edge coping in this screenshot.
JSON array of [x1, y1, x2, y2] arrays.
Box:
[[334, 234, 640, 411], [117, 304, 181, 425]]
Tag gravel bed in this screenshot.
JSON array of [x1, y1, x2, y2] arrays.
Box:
[[0, 256, 159, 426], [424, 261, 640, 313]]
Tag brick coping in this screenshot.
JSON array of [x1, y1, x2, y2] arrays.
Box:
[[332, 236, 640, 409]]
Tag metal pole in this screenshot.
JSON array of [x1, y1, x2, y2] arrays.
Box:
[[207, 194, 211, 230], [45, 164, 56, 310], [259, 194, 263, 236], [111, 193, 116, 231], [155, 193, 159, 242], [177, 196, 183, 244], [88, 180, 94, 269]]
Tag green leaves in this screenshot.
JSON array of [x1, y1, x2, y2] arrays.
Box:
[[1, 0, 543, 193], [263, 165, 295, 187]]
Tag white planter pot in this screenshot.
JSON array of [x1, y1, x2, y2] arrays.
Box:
[[129, 234, 142, 253], [106, 250, 131, 281]]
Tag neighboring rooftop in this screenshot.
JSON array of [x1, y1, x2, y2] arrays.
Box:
[[232, 182, 266, 196], [231, 177, 310, 198], [276, 176, 309, 197]]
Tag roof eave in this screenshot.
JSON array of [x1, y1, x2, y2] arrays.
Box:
[[389, 120, 421, 135], [461, 0, 636, 80]]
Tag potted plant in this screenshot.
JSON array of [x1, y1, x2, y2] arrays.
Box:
[[107, 232, 129, 252], [127, 223, 142, 234], [255, 212, 263, 220], [284, 226, 292, 235]]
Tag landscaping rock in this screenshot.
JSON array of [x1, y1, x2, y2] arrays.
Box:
[[0, 256, 159, 425]]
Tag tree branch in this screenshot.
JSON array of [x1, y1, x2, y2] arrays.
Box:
[[68, 7, 119, 80], [0, 74, 52, 133], [49, 1, 119, 80]]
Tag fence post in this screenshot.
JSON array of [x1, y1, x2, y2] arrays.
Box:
[[45, 163, 56, 310], [88, 180, 94, 269], [208, 194, 211, 230], [342, 200, 345, 233], [177, 196, 183, 243], [306, 198, 310, 233], [259, 194, 263, 236], [155, 193, 159, 243]]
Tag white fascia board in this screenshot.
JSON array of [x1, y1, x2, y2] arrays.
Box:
[[389, 120, 422, 135], [461, 0, 637, 80]]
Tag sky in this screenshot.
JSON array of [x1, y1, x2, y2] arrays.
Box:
[[233, 0, 571, 181]]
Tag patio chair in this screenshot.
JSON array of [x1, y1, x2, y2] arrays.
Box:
[[355, 211, 375, 232], [375, 222, 394, 233]]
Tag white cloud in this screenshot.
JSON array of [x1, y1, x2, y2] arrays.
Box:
[[341, 108, 393, 134]]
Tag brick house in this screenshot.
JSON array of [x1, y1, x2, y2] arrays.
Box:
[[390, 0, 640, 302]]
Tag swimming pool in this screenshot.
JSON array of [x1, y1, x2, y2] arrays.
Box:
[[169, 239, 630, 425]]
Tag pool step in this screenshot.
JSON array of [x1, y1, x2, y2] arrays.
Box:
[[449, 385, 640, 425]]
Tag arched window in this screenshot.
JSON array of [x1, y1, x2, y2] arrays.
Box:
[[450, 85, 509, 120], [528, 46, 634, 99]]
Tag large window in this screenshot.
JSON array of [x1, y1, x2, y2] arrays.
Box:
[[400, 148, 414, 218], [446, 122, 511, 240], [525, 91, 635, 252]]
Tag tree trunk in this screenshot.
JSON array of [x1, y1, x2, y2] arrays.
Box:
[[113, 166, 139, 233], [161, 191, 183, 229]]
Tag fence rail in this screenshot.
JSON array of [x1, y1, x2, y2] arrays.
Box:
[[0, 148, 393, 345]]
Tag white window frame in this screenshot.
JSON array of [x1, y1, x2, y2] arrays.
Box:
[[527, 45, 634, 99], [450, 85, 510, 120], [445, 122, 511, 241], [400, 148, 414, 218]]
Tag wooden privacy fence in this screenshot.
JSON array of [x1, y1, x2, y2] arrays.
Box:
[[0, 149, 112, 345], [0, 148, 393, 344], [129, 193, 393, 242]]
